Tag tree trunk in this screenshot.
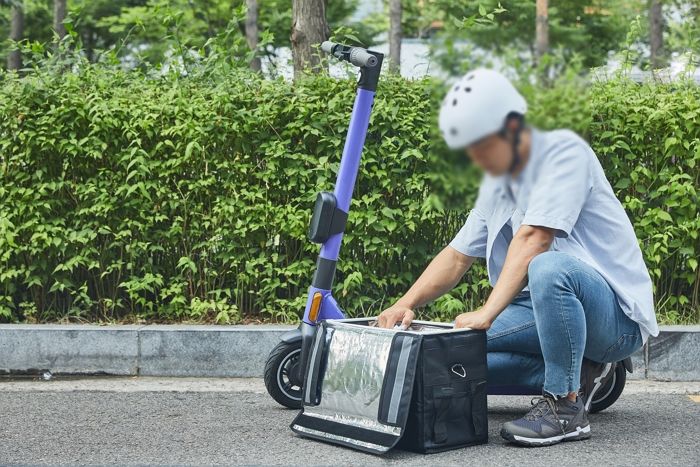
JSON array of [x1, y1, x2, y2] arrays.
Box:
[[389, 0, 402, 73], [245, 0, 261, 72], [7, 2, 24, 71], [535, 0, 549, 63], [54, 0, 67, 40], [649, 0, 664, 69], [291, 0, 329, 79]]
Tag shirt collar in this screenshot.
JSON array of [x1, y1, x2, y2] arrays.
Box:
[[499, 127, 541, 201]]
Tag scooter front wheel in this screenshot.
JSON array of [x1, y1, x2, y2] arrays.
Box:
[[589, 361, 627, 414], [264, 340, 303, 409]]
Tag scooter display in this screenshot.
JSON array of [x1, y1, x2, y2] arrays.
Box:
[[263, 41, 633, 414]]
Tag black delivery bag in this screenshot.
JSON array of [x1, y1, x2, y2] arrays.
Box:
[[290, 318, 488, 454]]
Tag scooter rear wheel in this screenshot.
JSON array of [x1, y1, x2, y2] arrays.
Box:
[[264, 340, 303, 409], [589, 362, 626, 414]]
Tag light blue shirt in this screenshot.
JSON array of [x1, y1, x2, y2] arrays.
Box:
[[449, 128, 659, 343]]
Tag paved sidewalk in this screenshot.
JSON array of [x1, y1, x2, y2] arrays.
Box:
[[0, 377, 698, 466]]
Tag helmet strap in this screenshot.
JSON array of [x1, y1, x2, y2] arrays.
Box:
[[505, 114, 525, 174]]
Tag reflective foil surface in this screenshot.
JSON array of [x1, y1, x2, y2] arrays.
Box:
[[303, 322, 401, 436]]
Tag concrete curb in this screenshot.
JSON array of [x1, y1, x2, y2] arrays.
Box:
[[1, 324, 698, 380], [0, 324, 294, 377]]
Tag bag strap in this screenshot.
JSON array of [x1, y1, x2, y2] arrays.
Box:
[[432, 386, 455, 444], [303, 324, 328, 406], [377, 333, 421, 427], [469, 379, 488, 438]]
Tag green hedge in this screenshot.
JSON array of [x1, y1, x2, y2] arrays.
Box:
[[588, 79, 699, 324], [0, 65, 697, 324]]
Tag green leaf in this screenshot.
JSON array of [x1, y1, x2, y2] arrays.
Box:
[[657, 211, 673, 222], [664, 137, 677, 153], [185, 141, 199, 159], [614, 178, 631, 189]]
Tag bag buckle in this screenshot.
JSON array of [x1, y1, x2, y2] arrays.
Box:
[[451, 363, 466, 378]]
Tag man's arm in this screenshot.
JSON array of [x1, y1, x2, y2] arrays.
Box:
[[377, 246, 476, 328], [454, 225, 554, 329]]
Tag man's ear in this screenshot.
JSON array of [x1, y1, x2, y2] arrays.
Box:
[[505, 116, 520, 134]]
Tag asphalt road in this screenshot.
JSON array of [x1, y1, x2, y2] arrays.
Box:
[[0, 378, 698, 466]]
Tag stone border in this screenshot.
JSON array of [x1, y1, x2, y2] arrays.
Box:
[[0, 324, 698, 380], [0, 324, 294, 377]]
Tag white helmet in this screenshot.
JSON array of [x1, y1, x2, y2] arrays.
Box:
[[439, 69, 527, 150]]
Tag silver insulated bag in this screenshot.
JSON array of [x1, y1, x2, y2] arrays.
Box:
[[290, 318, 488, 454]]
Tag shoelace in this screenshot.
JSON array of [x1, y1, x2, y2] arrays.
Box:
[[524, 396, 558, 421]]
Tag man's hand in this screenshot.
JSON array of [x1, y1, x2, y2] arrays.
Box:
[[377, 303, 415, 329], [374, 247, 475, 330], [454, 309, 493, 330]]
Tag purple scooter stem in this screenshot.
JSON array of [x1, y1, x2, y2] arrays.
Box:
[[319, 88, 375, 263], [302, 89, 375, 325]]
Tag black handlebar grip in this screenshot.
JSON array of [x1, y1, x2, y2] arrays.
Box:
[[321, 41, 378, 68], [349, 48, 378, 68]]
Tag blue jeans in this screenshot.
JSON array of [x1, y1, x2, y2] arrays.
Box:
[[486, 251, 643, 396]]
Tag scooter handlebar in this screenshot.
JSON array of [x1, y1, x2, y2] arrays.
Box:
[[320, 41, 378, 68], [349, 48, 378, 68]]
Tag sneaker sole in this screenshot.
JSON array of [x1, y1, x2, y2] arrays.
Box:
[[501, 425, 591, 447], [585, 362, 613, 411]]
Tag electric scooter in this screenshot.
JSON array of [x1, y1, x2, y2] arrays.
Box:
[[263, 41, 633, 414]]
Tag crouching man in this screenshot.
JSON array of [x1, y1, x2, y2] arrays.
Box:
[[376, 69, 658, 447]]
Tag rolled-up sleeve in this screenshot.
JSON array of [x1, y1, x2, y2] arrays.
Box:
[[521, 139, 593, 237], [449, 208, 488, 258]]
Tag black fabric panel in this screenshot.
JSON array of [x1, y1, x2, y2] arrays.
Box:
[[419, 437, 490, 454], [398, 329, 488, 453], [396, 340, 427, 451], [421, 330, 488, 382]]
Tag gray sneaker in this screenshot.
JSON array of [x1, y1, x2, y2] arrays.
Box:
[[500, 393, 591, 447], [579, 358, 614, 411]]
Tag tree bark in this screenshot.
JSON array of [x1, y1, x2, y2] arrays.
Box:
[[535, 0, 549, 63], [291, 0, 329, 79], [53, 0, 67, 40], [7, 2, 24, 71], [245, 0, 261, 72], [389, 0, 402, 73], [649, 0, 665, 69]]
